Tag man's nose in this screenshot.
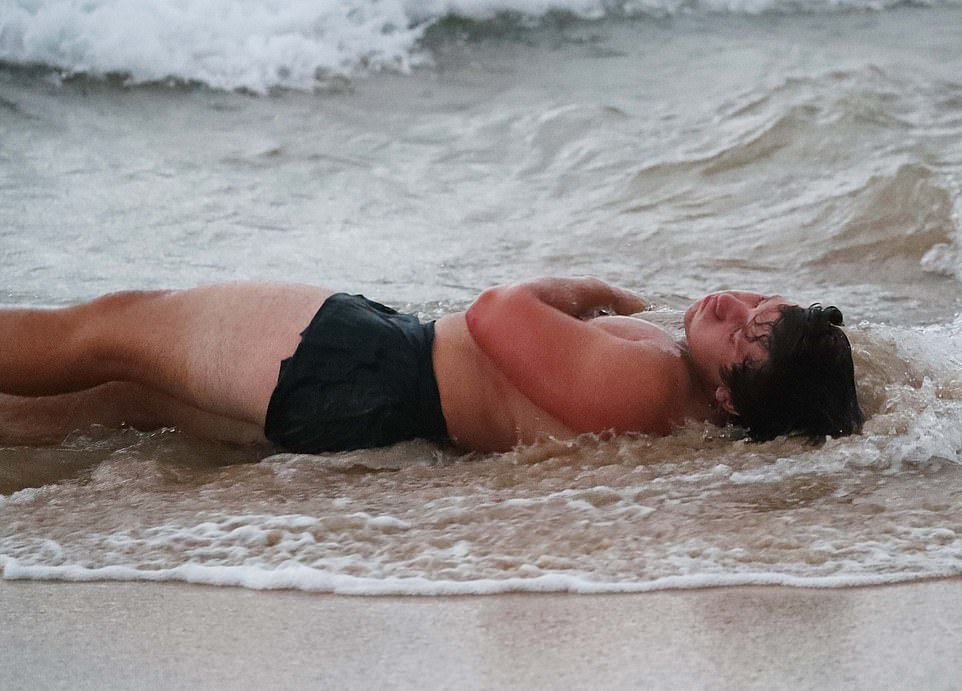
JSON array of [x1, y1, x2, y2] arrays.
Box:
[[715, 292, 750, 321]]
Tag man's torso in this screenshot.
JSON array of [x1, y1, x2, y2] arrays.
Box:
[[433, 312, 695, 452]]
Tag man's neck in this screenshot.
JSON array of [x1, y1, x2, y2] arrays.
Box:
[[679, 346, 728, 426]]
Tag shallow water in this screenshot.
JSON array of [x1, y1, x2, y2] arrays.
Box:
[[2, 1, 962, 593]]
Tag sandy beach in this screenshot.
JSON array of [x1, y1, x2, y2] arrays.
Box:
[[3, 579, 961, 690]]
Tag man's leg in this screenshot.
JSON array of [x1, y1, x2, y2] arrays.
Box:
[[0, 382, 266, 445], [0, 282, 333, 427]]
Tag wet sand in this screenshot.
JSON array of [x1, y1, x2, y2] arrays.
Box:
[[3, 580, 961, 690]]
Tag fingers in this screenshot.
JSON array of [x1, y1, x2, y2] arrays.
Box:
[[611, 289, 649, 315], [515, 276, 649, 317]]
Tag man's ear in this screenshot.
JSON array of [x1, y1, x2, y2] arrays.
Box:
[[715, 386, 738, 416]]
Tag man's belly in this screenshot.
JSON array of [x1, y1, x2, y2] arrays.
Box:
[[432, 314, 575, 453]]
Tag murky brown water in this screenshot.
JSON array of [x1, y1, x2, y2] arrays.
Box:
[[3, 5, 962, 592]]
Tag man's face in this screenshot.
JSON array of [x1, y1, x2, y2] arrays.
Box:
[[684, 291, 794, 392]]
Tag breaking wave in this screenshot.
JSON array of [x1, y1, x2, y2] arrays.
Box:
[[2, 0, 960, 92]]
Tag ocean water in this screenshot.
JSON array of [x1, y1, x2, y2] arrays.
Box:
[[2, 0, 962, 594]]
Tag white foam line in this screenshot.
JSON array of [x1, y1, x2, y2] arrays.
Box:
[[5, 0, 957, 93], [3, 557, 959, 595]]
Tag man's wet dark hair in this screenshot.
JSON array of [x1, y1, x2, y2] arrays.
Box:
[[721, 304, 864, 442]]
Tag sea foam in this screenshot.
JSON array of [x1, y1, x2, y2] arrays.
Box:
[[2, 0, 958, 92], [5, 556, 962, 595], [3, 316, 962, 596], [1, 0, 426, 92]]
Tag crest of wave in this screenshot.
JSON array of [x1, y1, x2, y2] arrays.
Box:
[[2, 0, 947, 92], [851, 312, 962, 470], [0, 0, 426, 92]]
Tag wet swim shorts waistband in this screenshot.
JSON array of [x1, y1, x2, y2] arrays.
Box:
[[263, 293, 449, 452]]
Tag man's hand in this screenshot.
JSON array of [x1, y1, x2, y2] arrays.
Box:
[[505, 277, 648, 320]]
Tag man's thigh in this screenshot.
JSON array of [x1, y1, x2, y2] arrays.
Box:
[[94, 282, 333, 426]]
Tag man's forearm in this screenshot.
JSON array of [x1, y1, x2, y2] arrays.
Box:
[[511, 277, 648, 318]]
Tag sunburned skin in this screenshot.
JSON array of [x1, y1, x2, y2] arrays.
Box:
[[0, 278, 796, 454], [433, 314, 580, 451], [435, 282, 793, 453], [684, 292, 793, 407], [591, 315, 685, 357], [435, 310, 696, 452]]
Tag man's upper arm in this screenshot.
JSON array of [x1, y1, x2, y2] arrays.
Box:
[[466, 284, 681, 434]]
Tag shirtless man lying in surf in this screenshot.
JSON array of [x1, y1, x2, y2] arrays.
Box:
[[0, 277, 863, 452]]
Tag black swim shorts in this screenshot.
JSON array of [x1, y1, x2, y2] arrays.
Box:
[[264, 293, 449, 452]]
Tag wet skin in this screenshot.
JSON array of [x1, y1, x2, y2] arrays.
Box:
[[440, 280, 796, 451], [0, 279, 796, 453], [683, 291, 793, 414]]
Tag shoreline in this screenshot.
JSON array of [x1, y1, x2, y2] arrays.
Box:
[[4, 579, 961, 690]]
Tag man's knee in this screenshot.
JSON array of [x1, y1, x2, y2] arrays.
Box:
[[75, 289, 175, 381], [86, 289, 173, 313]]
